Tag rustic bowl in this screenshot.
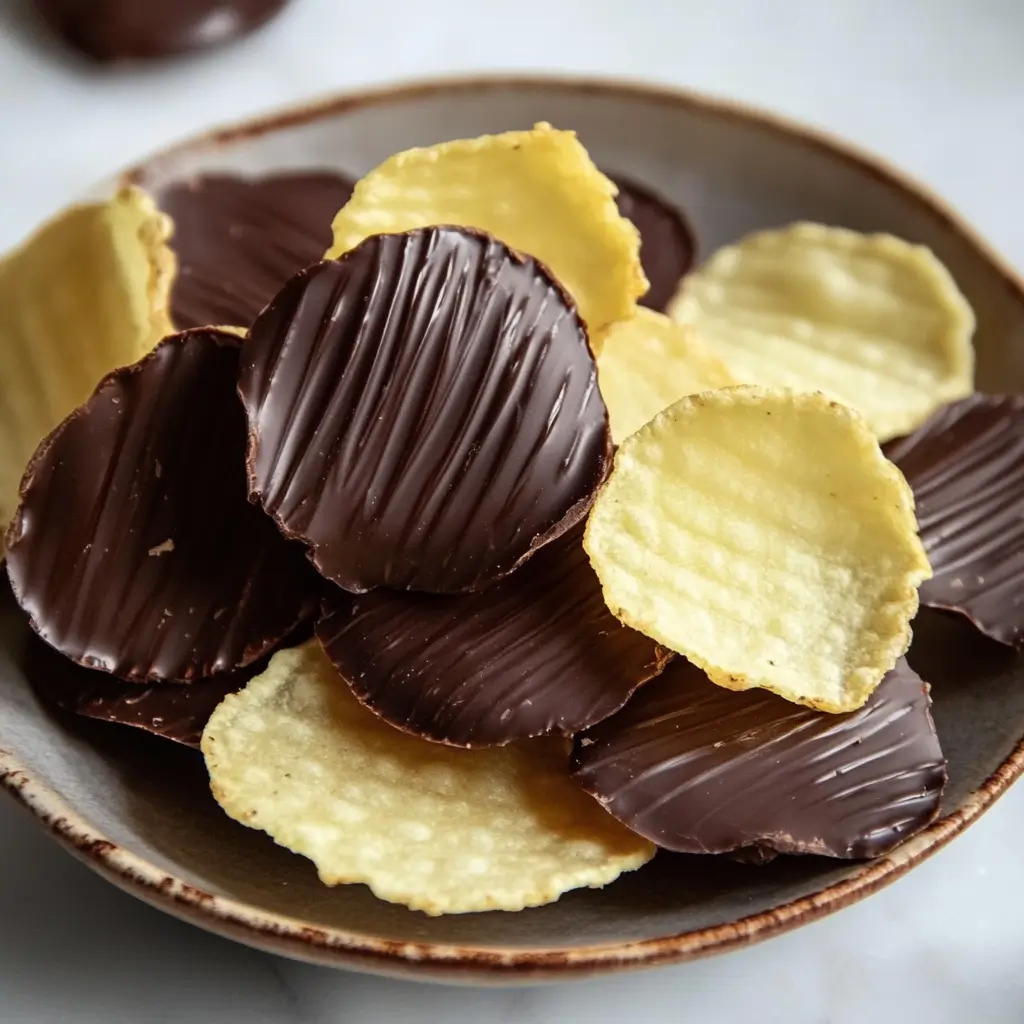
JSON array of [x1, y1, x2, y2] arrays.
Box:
[[2, 74, 1023, 984]]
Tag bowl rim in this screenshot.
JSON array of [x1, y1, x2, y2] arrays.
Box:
[[4, 71, 1024, 981]]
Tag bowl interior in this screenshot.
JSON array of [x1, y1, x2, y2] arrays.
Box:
[[4, 78, 1024, 962]]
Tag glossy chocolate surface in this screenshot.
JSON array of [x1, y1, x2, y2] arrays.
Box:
[[316, 524, 668, 746], [886, 394, 1024, 647], [22, 631, 241, 748], [5, 328, 318, 682], [572, 657, 946, 859], [159, 171, 354, 330], [240, 226, 611, 594]]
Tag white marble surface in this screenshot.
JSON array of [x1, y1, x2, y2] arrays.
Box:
[[1, 0, 1023, 1020]]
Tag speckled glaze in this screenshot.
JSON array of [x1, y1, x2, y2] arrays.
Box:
[[3, 75, 1024, 984]]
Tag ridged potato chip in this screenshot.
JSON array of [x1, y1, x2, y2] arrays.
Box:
[[202, 641, 654, 915], [326, 123, 647, 331], [584, 386, 931, 712], [595, 307, 736, 443], [668, 223, 974, 442], [0, 187, 175, 551]]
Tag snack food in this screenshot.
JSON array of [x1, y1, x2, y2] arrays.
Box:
[[885, 394, 1024, 647], [34, 0, 290, 62], [608, 173, 696, 311], [595, 307, 736, 442], [327, 124, 647, 331], [157, 171, 355, 330], [4, 118, 994, 916], [584, 386, 932, 712], [0, 187, 174, 554], [240, 225, 611, 594], [669, 223, 975, 441], [5, 328, 317, 681], [22, 631, 245, 748], [572, 655, 945, 858], [316, 523, 670, 747], [202, 641, 655, 914]]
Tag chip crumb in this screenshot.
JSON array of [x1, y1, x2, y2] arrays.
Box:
[[147, 538, 174, 556]]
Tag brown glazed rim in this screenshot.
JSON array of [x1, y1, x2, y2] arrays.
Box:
[[5, 73, 1024, 982]]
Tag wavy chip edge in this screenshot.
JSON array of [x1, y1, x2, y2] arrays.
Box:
[[584, 385, 932, 712], [668, 222, 975, 442], [326, 122, 647, 332], [202, 641, 655, 914]]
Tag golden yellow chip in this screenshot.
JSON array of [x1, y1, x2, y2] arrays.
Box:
[[326, 123, 647, 332], [0, 187, 175, 551], [202, 641, 654, 915], [668, 223, 974, 442], [584, 386, 931, 712], [595, 307, 737, 443]]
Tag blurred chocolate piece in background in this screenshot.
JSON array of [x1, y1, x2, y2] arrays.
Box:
[[33, 0, 291, 62]]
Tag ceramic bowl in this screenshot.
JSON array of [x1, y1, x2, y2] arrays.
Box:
[[2, 75, 1023, 984]]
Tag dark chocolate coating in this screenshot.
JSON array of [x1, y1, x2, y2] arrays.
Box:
[[4, 328, 318, 682], [240, 226, 611, 595], [572, 657, 946, 859], [885, 394, 1024, 647], [608, 173, 696, 311], [22, 630, 242, 748], [34, 0, 289, 62], [159, 172, 355, 330], [316, 523, 670, 747]]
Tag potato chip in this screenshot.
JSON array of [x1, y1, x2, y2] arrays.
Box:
[[668, 223, 974, 442], [326, 123, 647, 332], [202, 641, 654, 914], [0, 187, 175, 551], [595, 307, 736, 443], [584, 386, 931, 712]]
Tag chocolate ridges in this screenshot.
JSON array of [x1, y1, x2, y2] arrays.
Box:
[[885, 394, 1024, 647], [572, 657, 946, 859], [608, 173, 696, 311], [34, 0, 289, 62], [240, 225, 611, 595], [4, 328, 318, 682], [159, 171, 355, 330], [316, 523, 669, 747], [22, 631, 241, 748]]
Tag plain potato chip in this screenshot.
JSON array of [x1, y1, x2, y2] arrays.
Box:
[[0, 187, 175, 551], [584, 386, 931, 712], [595, 307, 737, 443], [326, 123, 647, 332], [202, 641, 654, 915], [668, 223, 974, 442]]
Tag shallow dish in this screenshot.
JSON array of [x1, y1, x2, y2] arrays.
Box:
[[2, 74, 1023, 984]]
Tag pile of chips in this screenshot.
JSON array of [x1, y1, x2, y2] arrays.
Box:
[[2, 122, 1017, 916]]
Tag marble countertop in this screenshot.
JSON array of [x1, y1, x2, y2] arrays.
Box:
[[2, 0, 1023, 1020]]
